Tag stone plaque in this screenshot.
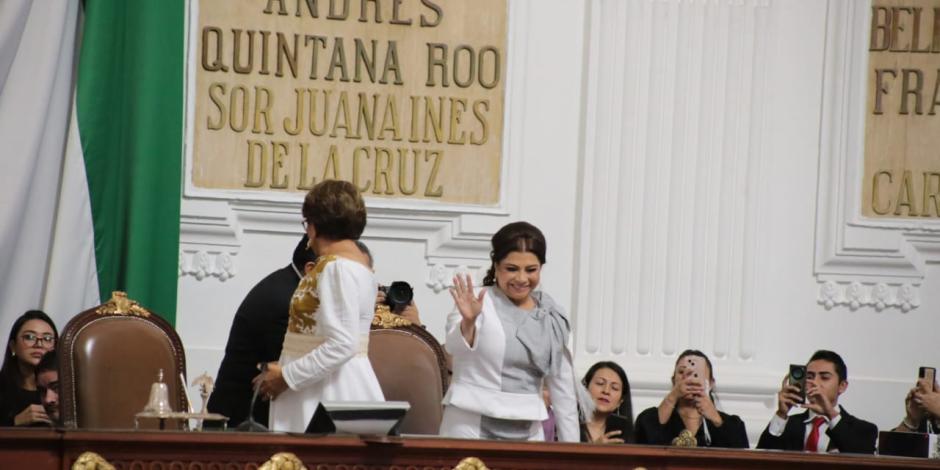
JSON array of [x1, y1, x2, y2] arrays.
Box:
[[190, 0, 507, 205], [864, 1, 940, 218]]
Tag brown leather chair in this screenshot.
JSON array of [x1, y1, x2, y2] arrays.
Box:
[[58, 291, 188, 429], [369, 307, 450, 435]]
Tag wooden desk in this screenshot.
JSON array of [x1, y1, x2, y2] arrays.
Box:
[[1, 428, 937, 469]]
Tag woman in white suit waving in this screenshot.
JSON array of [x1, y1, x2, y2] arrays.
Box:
[[440, 221, 587, 441]]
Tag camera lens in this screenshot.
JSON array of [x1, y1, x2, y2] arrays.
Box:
[[383, 281, 414, 313], [792, 369, 804, 380]]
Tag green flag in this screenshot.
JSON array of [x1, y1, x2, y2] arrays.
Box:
[[77, 0, 185, 323]]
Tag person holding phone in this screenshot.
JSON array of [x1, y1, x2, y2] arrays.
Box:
[[757, 350, 877, 454], [580, 361, 634, 444], [893, 367, 940, 433], [635, 350, 748, 448]]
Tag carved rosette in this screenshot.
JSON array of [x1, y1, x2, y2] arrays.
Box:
[[179, 250, 237, 281], [817, 280, 921, 312], [426, 264, 486, 293]]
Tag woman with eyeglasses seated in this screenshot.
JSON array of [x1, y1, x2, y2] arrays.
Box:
[[0, 310, 58, 426], [581, 361, 635, 444], [635, 350, 748, 448]]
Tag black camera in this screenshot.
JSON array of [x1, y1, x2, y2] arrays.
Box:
[[379, 281, 413, 313]]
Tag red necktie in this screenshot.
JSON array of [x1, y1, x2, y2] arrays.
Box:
[[804, 416, 826, 452]]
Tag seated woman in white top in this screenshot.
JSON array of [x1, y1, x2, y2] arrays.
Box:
[[253, 180, 383, 432], [441, 221, 587, 442]]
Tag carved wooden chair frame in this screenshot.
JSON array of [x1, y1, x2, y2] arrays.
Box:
[[58, 292, 188, 428], [371, 305, 450, 393]]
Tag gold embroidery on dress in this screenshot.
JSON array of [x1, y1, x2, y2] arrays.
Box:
[[287, 255, 337, 334]]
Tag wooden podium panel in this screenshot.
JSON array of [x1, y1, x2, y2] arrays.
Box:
[[1, 428, 937, 469]]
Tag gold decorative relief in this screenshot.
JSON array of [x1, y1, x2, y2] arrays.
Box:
[[288, 255, 337, 334], [671, 429, 697, 447], [453, 457, 489, 470], [95, 291, 151, 317], [372, 304, 413, 329], [72, 452, 116, 470], [260, 452, 308, 470]]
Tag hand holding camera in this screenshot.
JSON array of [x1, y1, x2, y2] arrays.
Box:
[[912, 367, 940, 418], [378, 281, 414, 313], [776, 371, 804, 418], [671, 359, 706, 403], [803, 383, 838, 419]]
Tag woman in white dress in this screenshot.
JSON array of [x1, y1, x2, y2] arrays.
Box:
[[253, 180, 383, 432], [440, 221, 589, 441]]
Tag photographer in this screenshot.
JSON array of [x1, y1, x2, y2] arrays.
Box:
[[635, 350, 748, 448], [893, 377, 940, 433], [757, 350, 877, 454], [376, 282, 422, 327], [355, 241, 423, 327]]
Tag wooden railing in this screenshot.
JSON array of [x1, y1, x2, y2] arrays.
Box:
[[2, 428, 937, 470]]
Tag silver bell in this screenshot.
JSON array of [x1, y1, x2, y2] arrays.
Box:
[[142, 369, 173, 414]]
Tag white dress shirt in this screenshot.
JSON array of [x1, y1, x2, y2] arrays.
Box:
[[767, 408, 843, 453]]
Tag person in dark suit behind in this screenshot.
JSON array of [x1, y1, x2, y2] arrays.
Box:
[[206, 236, 315, 428], [207, 237, 424, 428], [757, 350, 877, 454]]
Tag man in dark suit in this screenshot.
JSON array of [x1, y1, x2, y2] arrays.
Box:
[[206, 236, 315, 428], [757, 350, 877, 454]]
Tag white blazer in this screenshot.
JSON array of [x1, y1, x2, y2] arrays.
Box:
[[442, 286, 580, 442]]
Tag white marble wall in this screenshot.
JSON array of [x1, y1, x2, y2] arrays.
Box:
[[177, 0, 940, 445]]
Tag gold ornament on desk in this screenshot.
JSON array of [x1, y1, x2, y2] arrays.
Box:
[[192, 372, 215, 430], [260, 452, 308, 470], [453, 457, 489, 470], [71, 452, 115, 470], [671, 429, 698, 447]]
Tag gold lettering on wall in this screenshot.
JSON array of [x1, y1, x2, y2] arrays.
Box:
[[191, 0, 507, 204], [864, 1, 940, 218]]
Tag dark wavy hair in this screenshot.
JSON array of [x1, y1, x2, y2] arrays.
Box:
[[482, 222, 547, 286], [674, 349, 719, 404], [582, 361, 634, 419], [302, 180, 366, 241], [35, 349, 58, 376], [1, 310, 58, 389], [582, 361, 635, 443]]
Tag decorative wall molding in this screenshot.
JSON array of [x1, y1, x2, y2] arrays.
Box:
[[426, 264, 489, 293], [813, 0, 940, 311], [575, 0, 772, 363], [179, 250, 237, 281], [817, 280, 920, 312]]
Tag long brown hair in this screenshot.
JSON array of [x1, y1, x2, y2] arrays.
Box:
[[1, 310, 58, 388]]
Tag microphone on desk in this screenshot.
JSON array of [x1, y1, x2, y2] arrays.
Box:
[[236, 364, 269, 432]]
